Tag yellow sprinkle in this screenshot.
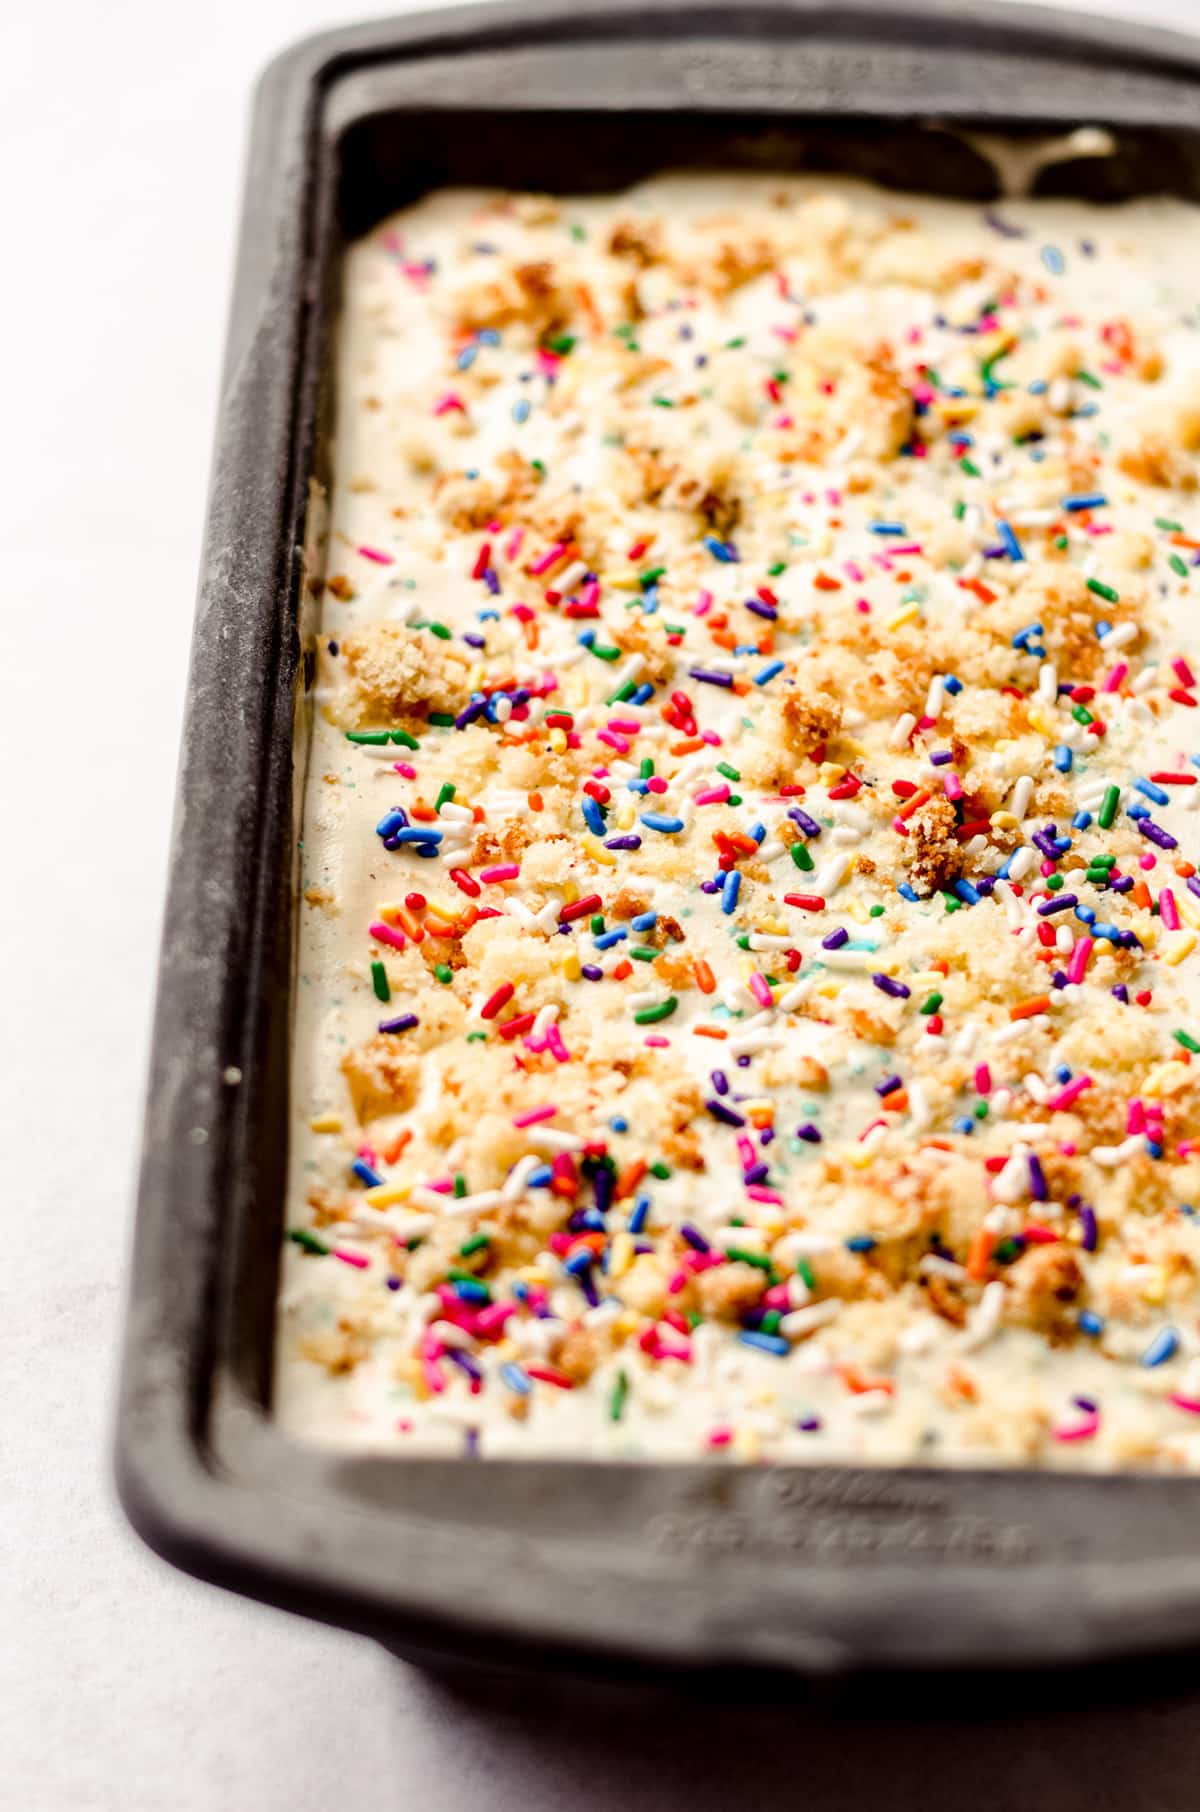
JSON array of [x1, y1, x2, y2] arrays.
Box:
[[364, 1183, 410, 1207], [1027, 704, 1055, 737], [818, 762, 846, 785], [613, 1308, 641, 1337], [562, 877, 579, 904], [608, 577, 643, 592], [616, 801, 637, 830], [1165, 930, 1197, 967], [580, 832, 617, 868], [609, 1232, 635, 1279], [1176, 890, 1200, 932], [1142, 1273, 1167, 1307], [467, 662, 485, 690], [758, 914, 788, 936], [424, 897, 457, 925], [549, 727, 568, 753], [561, 948, 582, 981], [991, 811, 1019, 830], [848, 1146, 878, 1170], [1142, 1061, 1190, 1099], [309, 1114, 343, 1134], [886, 602, 920, 632]]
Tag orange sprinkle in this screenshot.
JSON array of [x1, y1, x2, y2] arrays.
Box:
[[693, 958, 716, 994], [1010, 994, 1050, 1021], [881, 1090, 909, 1113], [409, 803, 437, 823], [930, 958, 950, 976], [814, 572, 842, 591], [670, 737, 706, 755], [528, 792, 544, 812], [612, 959, 633, 981], [896, 788, 932, 822], [616, 1158, 647, 1199], [1131, 880, 1152, 911], [838, 1365, 895, 1397], [383, 1129, 413, 1166], [693, 1024, 727, 1039], [966, 1228, 994, 1281]]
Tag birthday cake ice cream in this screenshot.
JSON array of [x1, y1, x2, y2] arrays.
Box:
[[276, 175, 1200, 1467]]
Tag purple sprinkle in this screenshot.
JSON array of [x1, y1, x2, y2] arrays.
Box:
[[449, 1349, 483, 1383], [876, 1075, 903, 1097], [580, 964, 604, 981], [706, 1098, 746, 1128], [604, 835, 642, 851], [1138, 818, 1178, 850], [744, 598, 777, 621], [462, 632, 486, 649], [483, 568, 500, 595], [929, 749, 954, 766], [711, 1069, 729, 1096], [689, 667, 735, 688], [1051, 970, 1069, 989], [872, 973, 911, 999], [378, 1013, 418, 1033], [797, 1415, 823, 1432], [1032, 829, 1062, 859], [455, 697, 487, 729], [742, 1162, 770, 1186], [1111, 983, 1129, 1002], [1028, 1154, 1047, 1201], [822, 927, 849, 950], [1037, 893, 1078, 916], [1080, 1204, 1098, 1252], [1187, 875, 1200, 902], [795, 1123, 823, 1143], [680, 1223, 711, 1252], [790, 809, 823, 839]]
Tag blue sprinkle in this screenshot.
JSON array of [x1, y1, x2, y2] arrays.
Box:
[[640, 812, 685, 834], [391, 826, 442, 844], [456, 343, 478, 370], [376, 808, 409, 838], [953, 1116, 976, 1136], [1134, 778, 1169, 806], [1063, 491, 1106, 512], [582, 796, 606, 836], [351, 1158, 384, 1188], [1072, 811, 1092, 830], [869, 521, 907, 535], [721, 870, 741, 914], [954, 879, 981, 906], [754, 660, 785, 685], [845, 1235, 877, 1253], [500, 1362, 532, 1395], [1054, 744, 1073, 773], [897, 882, 919, 902], [627, 1196, 650, 1234], [996, 519, 1025, 562], [702, 534, 737, 563], [943, 675, 963, 695], [527, 1165, 554, 1189], [1041, 244, 1066, 274], [594, 927, 627, 950], [512, 397, 531, 423], [610, 1116, 628, 1133], [1078, 1310, 1104, 1336], [739, 1331, 790, 1357], [1141, 1327, 1180, 1368], [631, 911, 657, 932]]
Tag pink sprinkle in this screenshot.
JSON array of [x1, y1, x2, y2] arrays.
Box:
[[745, 1185, 784, 1206], [825, 489, 843, 508], [1101, 661, 1128, 694], [422, 1357, 446, 1395], [763, 1284, 791, 1310], [530, 541, 567, 576], [645, 776, 668, 795], [891, 542, 923, 557], [644, 1034, 670, 1048], [1127, 1099, 1146, 1136], [476, 1303, 514, 1338], [667, 1270, 688, 1295], [333, 1247, 370, 1270], [513, 1105, 557, 1128], [357, 544, 394, 565], [944, 772, 964, 801], [479, 863, 520, 884], [510, 602, 535, 622], [1169, 1394, 1200, 1415], [546, 1025, 571, 1063], [974, 1064, 992, 1095], [844, 561, 865, 582], [1160, 888, 1181, 931], [369, 920, 407, 951], [578, 579, 600, 609], [607, 718, 642, 734], [504, 527, 525, 561], [1053, 1412, 1099, 1443], [736, 1136, 757, 1170], [1139, 853, 1157, 871], [433, 392, 466, 416], [393, 761, 417, 779], [596, 730, 629, 754], [694, 785, 731, 807], [1066, 937, 1094, 986], [1047, 1073, 1092, 1111], [1173, 655, 1198, 688], [694, 589, 714, 617], [856, 597, 871, 614], [749, 973, 774, 1008], [707, 1427, 734, 1448], [1085, 523, 1114, 536], [700, 729, 722, 747]]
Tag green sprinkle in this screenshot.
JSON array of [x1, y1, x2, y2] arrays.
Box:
[[1086, 578, 1119, 604], [767, 561, 786, 577], [607, 679, 637, 704], [545, 331, 576, 352], [371, 960, 390, 1003], [453, 1174, 467, 1199], [649, 1162, 672, 1180], [1156, 517, 1184, 532], [391, 729, 419, 750], [609, 1369, 629, 1422], [1170, 553, 1189, 579], [427, 621, 452, 640], [724, 335, 746, 349], [459, 1233, 490, 1257], [1174, 1029, 1200, 1055], [631, 947, 658, 962], [1071, 704, 1094, 726], [434, 963, 453, 984], [1054, 534, 1069, 552], [435, 782, 456, 813], [725, 1247, 774, 1274], [789, 842, 815, 872], [346, 730, 390, 745], [588, 643, 621, 662], [1098, 784, 1120, 829], [795, 1257, 816, 1291], [953, 500, 966, 520], [869, 904, 885, 918], [428, 711, 455, 728], [727, 793, 743, 807], [639, 757, 654, 778], [717, 762, 741, 781], [735, 934, 752, 951], [942, 892, 962, 913], [974, 1101, 989, 1120], [287, 1228, 329, 1256], [1045, 872, 1064, 892], [759, 1310, 783, 1335], [466, 1030, 487, 1043], [920, 992, 943, 1015], [1075, 368, 1102, 389], [639, 567, 666, 589], [634, 996, 678, 1024], [959, 458, 981, 479], [591, 914, 605, 934], [652, 396, 675, 408]]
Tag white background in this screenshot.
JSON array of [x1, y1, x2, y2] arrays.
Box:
[[7, 0, 1200, 1805]]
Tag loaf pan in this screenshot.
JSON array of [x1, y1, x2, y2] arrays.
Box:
[[116, 0, 1200, 1686]]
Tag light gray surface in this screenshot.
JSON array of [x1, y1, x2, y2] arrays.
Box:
[[7, 0, 1200, 1805]]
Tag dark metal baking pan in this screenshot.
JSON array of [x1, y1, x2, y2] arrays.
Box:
[[116, 0, 1200, 1686]]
